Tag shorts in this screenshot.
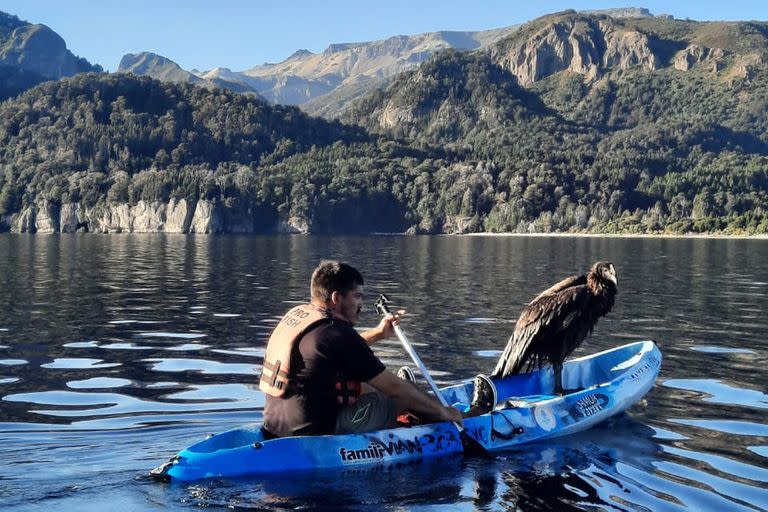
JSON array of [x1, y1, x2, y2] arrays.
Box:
[[334, 392, 398, 434]]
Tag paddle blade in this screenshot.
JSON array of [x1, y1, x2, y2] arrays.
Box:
[[459, 429, 493, 458]]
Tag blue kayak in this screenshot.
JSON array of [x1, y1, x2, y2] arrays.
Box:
[[151, 340, 661, 481]]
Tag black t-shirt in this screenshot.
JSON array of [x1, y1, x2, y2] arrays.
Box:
[[263, 319, 386, 436]]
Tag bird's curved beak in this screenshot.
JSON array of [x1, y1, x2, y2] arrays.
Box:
[[608, 265, 618, 285]]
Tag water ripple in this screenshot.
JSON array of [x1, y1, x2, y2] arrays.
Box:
[[41, 358, 121, 370], [0, 359, 28, 366], [692, 346, 756, 354], [67, 378, 132, 389], [135, 332, 207, 339], [670, 419, 768, 437], [142, 358, 259, 375], [663, 379, 768, 409]]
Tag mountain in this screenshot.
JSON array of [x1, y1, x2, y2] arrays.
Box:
[[488, 10, 767, 86], [349, 10, 768, 139], [0, 11, 102, 100], [118, 52, 199, 84], [118, 52, 261, 95], [2, 11, 767, 235], [119, 26, 520, 118], [344, 11, 768, 234], [112, 8, 657, 117], [238, 28, 521, 107]]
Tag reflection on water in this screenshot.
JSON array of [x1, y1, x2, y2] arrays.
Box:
[[0, 234, 767, 511]]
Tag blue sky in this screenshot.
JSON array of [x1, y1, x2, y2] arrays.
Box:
[[3, 1, 767, 72]]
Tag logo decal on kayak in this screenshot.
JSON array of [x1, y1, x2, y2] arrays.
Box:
[[339, 437, 423, 463], [628, 357, 660, 381], [570, 393, 609, 419], [533, 406, 556, 432]]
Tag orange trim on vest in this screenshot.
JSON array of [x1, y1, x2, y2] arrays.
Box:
[[259, 304, 331, 397]]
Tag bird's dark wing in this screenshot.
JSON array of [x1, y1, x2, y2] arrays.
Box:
[[528, 274, 586, 304], [492, 285, 592, 378]]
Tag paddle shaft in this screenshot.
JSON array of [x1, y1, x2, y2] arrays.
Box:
[[375, 294, 491, 457], [391, 324, 449, 407]]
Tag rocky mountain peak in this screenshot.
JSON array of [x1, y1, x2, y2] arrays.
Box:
[[580, 7, 655, 18], [288, 49, 314, 59], [324, 42, 364, 55], [0, 10, 101, 99], [120, 52, 175, 72], [201, 66, 239, 81], [0, 10, 100, 80], [492, 14, 659, 85], [0, 11, 26, 33], [118, 51, 199, 83]]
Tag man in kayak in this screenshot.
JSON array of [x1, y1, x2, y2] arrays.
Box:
[[260, 260, 463, 437]]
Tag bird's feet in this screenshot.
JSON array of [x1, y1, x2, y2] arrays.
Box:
[[466, 374, 497, 417], [396, 365, 416, 383]]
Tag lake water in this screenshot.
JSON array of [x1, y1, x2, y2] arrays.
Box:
[[0, 234, 766, 511]]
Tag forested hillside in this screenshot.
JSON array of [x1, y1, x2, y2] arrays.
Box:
[[0, 73, 418, 233], [346, 12, 768, 234], [2, 11, 767, 234]]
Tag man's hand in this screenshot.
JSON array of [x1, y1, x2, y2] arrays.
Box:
[[440, 406, 464, 426], [377, 309, 405, 340], [362, 309, 406, 345]]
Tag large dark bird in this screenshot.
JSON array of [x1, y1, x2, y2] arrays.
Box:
[[491, 261, 618, 394]]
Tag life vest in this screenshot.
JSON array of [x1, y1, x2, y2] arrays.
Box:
[[259, 304, 331, 397], [335, 378, 361, 406]]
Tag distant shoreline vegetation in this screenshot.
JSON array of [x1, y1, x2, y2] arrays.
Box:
[[1, 12, 767, 235]]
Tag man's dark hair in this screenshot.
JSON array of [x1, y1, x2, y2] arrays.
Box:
[[311, 260, 364, 302]]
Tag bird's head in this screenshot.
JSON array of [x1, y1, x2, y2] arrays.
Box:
[[591, 261, 618, 287]]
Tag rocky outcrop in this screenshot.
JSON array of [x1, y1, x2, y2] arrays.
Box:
[[378, 103, 419, 130], [494, 15, 660, 85], [127, 201, 162, 232], [442, 215, 481, 235], [673, 45, 726, 71], [34, 203, 58, 233], [582, 8, 654, 19], [59, 203, 88, 232], [188, 200, 222, 233], [89, 203, 132, 233], [165, 199, 195, 233], [11, 206, 35, 233], [726, 53, 764, 81], [0, 11, 101, 82], [4, 199, 282, 234], [498, 18, 603, 85], [277, 217, 310, 234], [601, 24, 658, 71], [8, 203, 57, 233]]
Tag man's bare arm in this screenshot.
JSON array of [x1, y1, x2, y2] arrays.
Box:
[[367, 370, 463, 425]]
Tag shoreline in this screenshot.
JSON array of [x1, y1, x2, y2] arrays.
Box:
[[464, 232, 768, 240], [1, 231, 767, 240]]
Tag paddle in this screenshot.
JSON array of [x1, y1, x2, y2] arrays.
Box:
[[374, 294, 491, 457]]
